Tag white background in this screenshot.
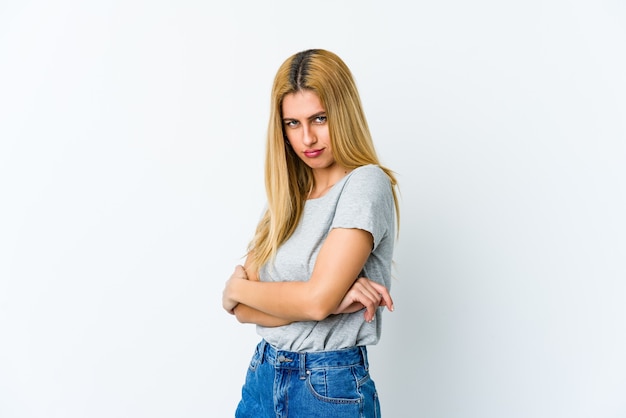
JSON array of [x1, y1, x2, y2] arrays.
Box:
[[1, 1, 625, 417]]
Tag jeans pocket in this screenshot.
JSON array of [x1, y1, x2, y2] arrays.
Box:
[[306, 365, 369, 404]]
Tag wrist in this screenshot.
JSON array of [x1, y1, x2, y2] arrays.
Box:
[[230, 276, 246, 304]]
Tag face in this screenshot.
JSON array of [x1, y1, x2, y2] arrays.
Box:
[[282, 90, 337, 172]]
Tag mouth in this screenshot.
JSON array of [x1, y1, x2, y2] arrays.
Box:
[[303, 148, 324, 158]]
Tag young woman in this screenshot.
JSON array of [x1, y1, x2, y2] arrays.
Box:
[[222, 48, 400, 417]]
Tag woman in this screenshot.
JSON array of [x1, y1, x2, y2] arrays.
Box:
[[222, 48, 400, 417]]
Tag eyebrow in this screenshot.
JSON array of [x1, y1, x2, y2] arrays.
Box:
[[282, 111, 327, 122]]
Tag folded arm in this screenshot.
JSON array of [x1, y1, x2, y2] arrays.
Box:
[[229, 261, 293, 326], [232, 275, 392, 326], [223, 228, 392, 324]]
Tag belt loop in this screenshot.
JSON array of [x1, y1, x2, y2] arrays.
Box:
[[359, 346, 369, 371], [299, 353, 306, 379]]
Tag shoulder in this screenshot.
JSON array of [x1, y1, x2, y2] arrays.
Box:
[[331, 164, 395, 247], [335, 164, 393, 207], [344, 164, 391, 190]]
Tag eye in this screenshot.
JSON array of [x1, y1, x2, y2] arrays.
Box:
[[284, 120, 299, 128], [313, 115, 327, 124]]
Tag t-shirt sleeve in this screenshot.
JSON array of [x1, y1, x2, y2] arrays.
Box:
[[331, 165, 395, 250]]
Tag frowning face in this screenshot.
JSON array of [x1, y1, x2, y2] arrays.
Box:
[[282, 90, 336, 172]]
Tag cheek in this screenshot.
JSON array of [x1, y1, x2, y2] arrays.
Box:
[[318, 126, 330, 141]]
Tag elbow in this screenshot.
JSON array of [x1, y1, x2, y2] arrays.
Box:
[[307, 309, 328, 322], [233, 306, 249, 324], [301, 286, 341, 321], [304, 302, 335, 322]]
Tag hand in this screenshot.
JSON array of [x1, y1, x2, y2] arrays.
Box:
[[222, 265, 248, 315], [333, 277, 394, 323]]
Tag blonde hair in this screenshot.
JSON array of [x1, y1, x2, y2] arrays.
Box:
[[247, 49, 400, 272]]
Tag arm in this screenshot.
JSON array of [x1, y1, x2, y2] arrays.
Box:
[[228, 267, 394, 326], [230, 277, 393, 325], [225, 260, 293, 327], [232, 304, 292, 326], [223, 227, 378, 322]]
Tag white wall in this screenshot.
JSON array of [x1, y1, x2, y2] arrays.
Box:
[[1, 1, 625, 417]]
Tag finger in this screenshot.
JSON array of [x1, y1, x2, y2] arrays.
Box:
[[232, 265, 248, 280], [359, 290, 380, 323], [353, 281, 388, 321], [364, 306, 375, 323], [353, 288, 380, 321], [351, 279, 391, 321], [353, 279, 382, 303], [344, 284, 377, 322], [358, 285, 386, 318], [347, 286, 378, 309], [365, 280, 394, 312], [375, 286, 394, 312]]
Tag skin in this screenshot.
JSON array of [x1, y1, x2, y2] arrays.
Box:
[[222, 90, 393, 325]]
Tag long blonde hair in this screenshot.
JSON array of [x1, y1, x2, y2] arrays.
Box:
[[247, 49, 400, 272]]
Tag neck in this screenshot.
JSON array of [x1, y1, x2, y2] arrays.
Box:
[[308, 165, 350, 199]]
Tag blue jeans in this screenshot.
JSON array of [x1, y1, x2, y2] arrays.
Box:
[[235, 340, 381, 418]]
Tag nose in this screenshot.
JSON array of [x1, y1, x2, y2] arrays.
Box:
[[302, 125, 317, 146]]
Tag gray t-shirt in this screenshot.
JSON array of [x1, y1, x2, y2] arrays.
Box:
[[258, 164, 395, 352]]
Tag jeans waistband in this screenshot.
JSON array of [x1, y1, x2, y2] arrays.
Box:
[[258, 339, 369, 372]]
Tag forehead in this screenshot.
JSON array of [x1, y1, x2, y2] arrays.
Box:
[[282, 90, 325, 118]]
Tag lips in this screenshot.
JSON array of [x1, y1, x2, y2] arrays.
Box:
[[303, 148, 324, 158]]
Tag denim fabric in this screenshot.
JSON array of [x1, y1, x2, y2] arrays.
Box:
[[235, 340, 381, 418]]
